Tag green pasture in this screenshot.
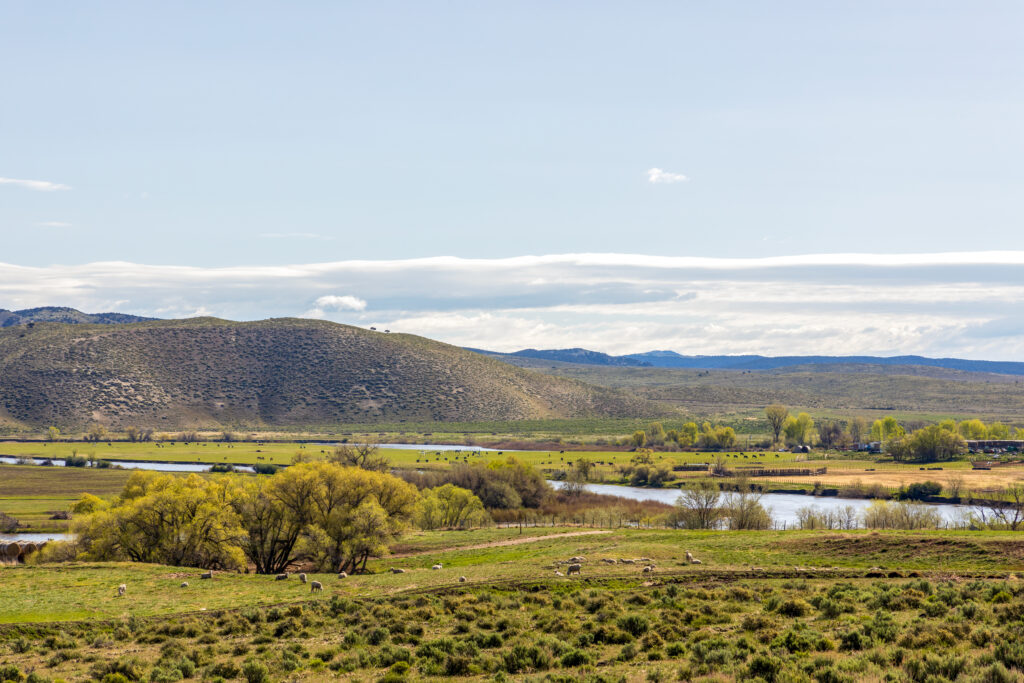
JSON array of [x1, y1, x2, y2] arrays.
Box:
[[3, 527, 1023, 624]]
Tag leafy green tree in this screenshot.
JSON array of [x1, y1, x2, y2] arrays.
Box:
[[631, 431, 647, 449], [678, 422, 699, 446], [74, 472, 246, 569], [783, 413, 815, 446], [764, 404, 789, 444], [415, 484, 488, 530], [645, 422, 666, 445], [870, 417, 904, 442], [987, 422, 1012, 439], [957, 419, 988, 440], [85, 424, 107, 443], [886, 425, 967, 463], [46, 426, 60, 442]]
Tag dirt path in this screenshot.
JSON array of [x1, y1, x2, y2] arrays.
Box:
[[389, 530, 611, 558]]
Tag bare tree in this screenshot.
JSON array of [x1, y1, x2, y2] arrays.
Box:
[[985, 485, 1024, 531], [673, 482, 722, 529], [330, 442, 389, 472], [765, 404, 789, 445]]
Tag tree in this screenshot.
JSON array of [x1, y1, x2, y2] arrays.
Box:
[[46, 426, 60, 442], [783, 413, 815, 446], [645, 422, 666, 445], [672, 483, 722, 529], [572, 458, 596, 482], [415, 484, 487, 529], [678, 422, 698, 447], [764, 405, 789, 444], [957, 419, 988, 440], [988, 422, 1012, 439], [73, 472, 247, 570], [847, 416, 868, 445], [817, 420, 843, 450], [870, 417, 904, 442], [631, 431, 647, 449], [85, 424, 107, 443], [886, 425, 966, 463], [979, 485, 1024, 531], [125, 426, 141, 442], [722, 491, 772, 530], [330, 442, 389, 472]]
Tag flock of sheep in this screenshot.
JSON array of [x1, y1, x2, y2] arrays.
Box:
[[112, 551, 706, 597]]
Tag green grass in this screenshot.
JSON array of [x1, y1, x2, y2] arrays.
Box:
[[2, 527, 1024, 682]]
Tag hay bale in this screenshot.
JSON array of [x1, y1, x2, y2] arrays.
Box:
[[3, 542, 21, 558]]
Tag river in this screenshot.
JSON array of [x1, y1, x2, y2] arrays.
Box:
[[549, 481, 972, 527]]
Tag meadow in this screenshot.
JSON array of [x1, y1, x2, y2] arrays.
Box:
[[2, 528, 1024, 681]]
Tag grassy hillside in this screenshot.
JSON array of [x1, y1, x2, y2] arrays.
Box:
[[499, 359, 1024, 422], [0, 318, 655, 429]]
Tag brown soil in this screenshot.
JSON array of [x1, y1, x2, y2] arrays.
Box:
[[388, 530, 611, 558], [781, 533, 1024, 564]]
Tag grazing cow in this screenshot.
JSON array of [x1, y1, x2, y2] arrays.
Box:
[[459, 576, 467, 583], [117, 584, 126, 596], [431, 564, 442, 570], [391, 568, 406, 574], [567, 563, 582, 575], [310, 581, 323, 593], [299, 573, 307, 584], [200, 571, 213, 580], [337, 572, 348, 579], [275, 573, 289, 581]]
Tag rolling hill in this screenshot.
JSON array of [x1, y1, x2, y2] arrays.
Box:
[[475, 346, 1024, 376], [0, 306, 157, 327], [0, 318, 655, 429]]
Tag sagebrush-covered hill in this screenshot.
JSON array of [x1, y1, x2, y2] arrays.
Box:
[[0, 317, 654, 428]]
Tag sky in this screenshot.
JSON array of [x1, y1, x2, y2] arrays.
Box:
[[2, 2, 1023, 358]]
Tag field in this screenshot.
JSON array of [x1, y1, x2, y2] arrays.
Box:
[[2, 528, 1024, 682], [0, 466, 131, 534]]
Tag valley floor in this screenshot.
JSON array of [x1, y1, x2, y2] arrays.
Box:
[[2, 528, 1023, 681]]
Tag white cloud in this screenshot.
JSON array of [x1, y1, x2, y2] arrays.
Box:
[[2, 252, 1024, 359], [0, 177, 71, 191], [37, 221, 73, 228], [260, 232, 333, 240], [301, 294, 368, 319], [646, 168, 688, 184]]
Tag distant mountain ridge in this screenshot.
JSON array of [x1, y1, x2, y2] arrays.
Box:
[[476, 347, 1024, 377], [0, 306, 157, 327]]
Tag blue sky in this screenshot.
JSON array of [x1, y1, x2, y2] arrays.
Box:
[[2, 3, 1023, 357]]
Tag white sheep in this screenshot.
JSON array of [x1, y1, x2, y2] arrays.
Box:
[[337, 572, 348, 579], [117, 584, 126, 596], [310, 581, 323, 593], [390, 567, 406, 574], [200, 571, 213, 580], [180, 581, 189, 588], [567, 563, 582, 575], [431, 563, 442, 570], [299, 573, 307, 584], [642, 566, 654, 573], [458, 576, 467, 583], [275, 573, 289, 581]]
